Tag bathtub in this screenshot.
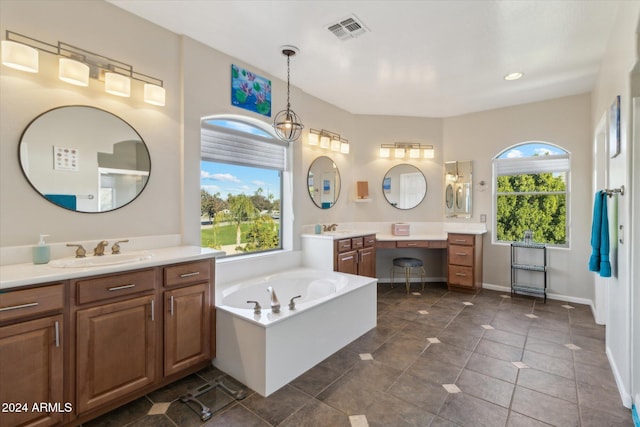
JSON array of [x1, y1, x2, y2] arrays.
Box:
[[214, 268, 377, 396]]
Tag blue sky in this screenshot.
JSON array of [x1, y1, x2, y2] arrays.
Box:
[[201, 161, 280, 200], [498, 142, 566, 159]]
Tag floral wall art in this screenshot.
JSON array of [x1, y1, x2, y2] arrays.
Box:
[[231, 64, 272, 116]]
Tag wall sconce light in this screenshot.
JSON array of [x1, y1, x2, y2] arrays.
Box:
[[379, 143, 435, 160], [340, 139, 350, 154], [1, 30, 165, 106], [308, 128, 349, 154], [2, 39, 38, 72], [58, 57, 89, 86]]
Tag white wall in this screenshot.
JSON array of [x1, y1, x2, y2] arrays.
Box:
[[443, 94, 593, 300], [0, 0, 182, 246], [590, 1, 640, 409]]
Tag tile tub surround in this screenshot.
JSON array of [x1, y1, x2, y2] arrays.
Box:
[[86, 283, 631, 427]]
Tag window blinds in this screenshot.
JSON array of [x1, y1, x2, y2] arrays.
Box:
[[201, 125, 287, 171], [494, 154, 569, 176]]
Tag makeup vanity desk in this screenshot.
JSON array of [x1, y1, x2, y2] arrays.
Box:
[[302, 223, 486, 292], [376, 232, 482, 292]]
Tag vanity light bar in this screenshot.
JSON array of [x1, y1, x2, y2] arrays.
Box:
[[379, 143, 434, 159], [307, 128, 349, 155], [1, 30, 165, 106]]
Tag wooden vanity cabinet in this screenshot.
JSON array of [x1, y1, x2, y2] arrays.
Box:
[[0, 283, 65, 427], [73, 269, 158, 414], [447, 233, 483, 291], [334, 234, 376, 277], [163, 260, 213, 377], [69, 258, 215, 424]]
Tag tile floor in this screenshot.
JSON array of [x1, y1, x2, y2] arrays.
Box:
[[84, 282, 633, 427]]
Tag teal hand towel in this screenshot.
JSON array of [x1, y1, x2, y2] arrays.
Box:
[[588, 191, 611, 277]]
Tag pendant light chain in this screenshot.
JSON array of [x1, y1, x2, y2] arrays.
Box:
[[286, 53, 291, 113]]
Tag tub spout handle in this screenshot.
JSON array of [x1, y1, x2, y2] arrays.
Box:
[[266, 286, 281, 313], [247, 300, 261, 315], [288, 295, 302, 310]]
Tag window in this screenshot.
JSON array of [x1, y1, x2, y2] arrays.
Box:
[[200, 116, 286, 256], [493, 142, 569, 246]]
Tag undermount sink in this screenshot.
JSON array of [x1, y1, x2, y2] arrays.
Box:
[[49, 251, 153, 268]]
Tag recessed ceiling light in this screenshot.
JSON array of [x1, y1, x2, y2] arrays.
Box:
[[504, 72, 524, 81]]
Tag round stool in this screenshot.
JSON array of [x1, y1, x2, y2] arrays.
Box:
[[391, 257, 426, 294]]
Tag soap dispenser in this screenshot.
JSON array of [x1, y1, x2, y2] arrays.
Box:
[[32, 234, 50, 265]]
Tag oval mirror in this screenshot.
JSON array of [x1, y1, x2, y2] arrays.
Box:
[[19, 106, 151, 213], [382, 164, 427, 209], [307, 156, 341, 209], [445, 184, 454, 209]]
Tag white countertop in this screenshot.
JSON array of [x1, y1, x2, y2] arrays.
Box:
[[301, 221, 487, 241], [0, 246, 224, 290], [375, 233, 448, 241], [301, 230, 378, 240]]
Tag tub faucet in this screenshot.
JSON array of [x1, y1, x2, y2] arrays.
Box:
[[266, 286, 281, 313], [93, 240, 108, 256]]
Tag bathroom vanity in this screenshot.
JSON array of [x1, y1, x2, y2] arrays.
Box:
[[302, 223, 486, 291], [0, 246, 220, 427], [301, 231, 378, 278]]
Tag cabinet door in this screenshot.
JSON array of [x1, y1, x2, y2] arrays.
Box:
[[0, 315, 63, 427], [164, 283, 211, 376], [358, 247, 376, 278], [336, 250, 358, 275], [76, 295, 156, 414]]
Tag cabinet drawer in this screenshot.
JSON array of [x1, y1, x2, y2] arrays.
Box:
[[430, 240, 447, 249], [448, 233, 474, 246], [351, 237, 364, 249], [0, 284, 64, 323], [397, 240, 429, 248], [164, 260, 212, 287], [363, 234, 376, 247], [76, 269, 156, 305], [376, 240, 396, 249], [449, 245, 474, 266], [448, 265, 474, 287], [336, 239, 352, 252]]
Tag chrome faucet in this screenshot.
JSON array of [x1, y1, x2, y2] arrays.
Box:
[[323, 224, 338, 232], [266, 286, 281, 313], [93, 240, 109, 256]]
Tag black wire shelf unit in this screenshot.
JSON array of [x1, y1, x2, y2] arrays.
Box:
[[510, 242, 547, 303]]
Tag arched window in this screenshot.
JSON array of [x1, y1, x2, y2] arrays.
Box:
[[200, 115, 287, 256], [493, 142, 570, 247]]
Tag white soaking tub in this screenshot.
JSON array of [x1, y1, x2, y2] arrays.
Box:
[[214, 268, 377, 396]]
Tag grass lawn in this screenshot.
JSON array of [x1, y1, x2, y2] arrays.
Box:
[[201, 223, 249, 248]]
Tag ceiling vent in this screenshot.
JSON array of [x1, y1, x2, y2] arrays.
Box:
[[327, 15, 368, 41]]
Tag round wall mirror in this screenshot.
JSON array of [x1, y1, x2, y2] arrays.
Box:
[[382, 164, 427, 209], [19, 106, 151, 213], [307, 156, 341, 209]]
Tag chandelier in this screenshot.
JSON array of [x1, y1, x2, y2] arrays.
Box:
[[273, 46, 303, 142]]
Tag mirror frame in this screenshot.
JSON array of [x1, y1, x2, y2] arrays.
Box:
[[18, 105, 151, 213], [382, 163, 427, 210], [307, 156, 341, 209]]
